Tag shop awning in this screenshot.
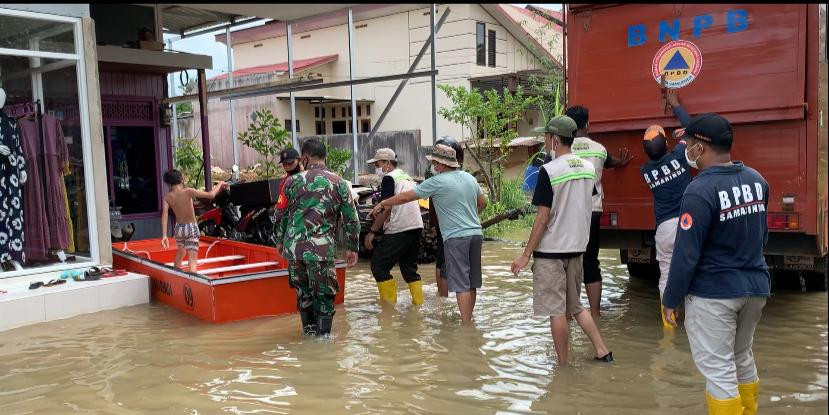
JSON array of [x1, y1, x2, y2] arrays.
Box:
[[210, 54, 338, 80], [182, 4, 360, 23], [161, 4, 261, 37], [97, 46, 212, 74]]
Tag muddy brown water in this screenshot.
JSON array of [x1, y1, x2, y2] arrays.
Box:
[[1, 237, 826, 414]]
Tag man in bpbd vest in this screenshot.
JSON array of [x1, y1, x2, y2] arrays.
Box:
[[364, 148, 425, 305], [662, 113, 770, 415]]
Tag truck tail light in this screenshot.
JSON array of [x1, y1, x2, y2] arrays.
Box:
[[767, 212, 800, 230], [600, 212, 618, 228]]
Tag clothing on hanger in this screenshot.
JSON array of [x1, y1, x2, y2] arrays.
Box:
[[0, 109, 27, 264], [19, 112, 71, 262]]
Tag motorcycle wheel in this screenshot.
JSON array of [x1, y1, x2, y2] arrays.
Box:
[[253, 218, 277, 246], [199, 220, 226, 238]]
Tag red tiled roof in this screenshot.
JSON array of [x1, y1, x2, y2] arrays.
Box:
[[529, 5, 563, 21], [502, 4, 562, 32], [211, 54, 338, 80]]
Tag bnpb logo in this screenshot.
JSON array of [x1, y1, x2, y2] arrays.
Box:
[[652, 40, 702, 89]]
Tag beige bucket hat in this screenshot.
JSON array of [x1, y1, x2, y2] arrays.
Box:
[[425, 144, 460, 168]]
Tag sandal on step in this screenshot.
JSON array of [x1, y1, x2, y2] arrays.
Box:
[[43, 279, 67, 287], [29, 281, 44, 290], [73, 273, 100, 281], [85, 266, 105, 278], [102, 269, 128, 278], [60, 270, 83, 280]]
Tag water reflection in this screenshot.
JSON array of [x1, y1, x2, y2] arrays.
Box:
[[0, 241, 826, 414]]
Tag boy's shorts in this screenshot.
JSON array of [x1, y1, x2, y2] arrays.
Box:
[[174, 223, 200, 252]]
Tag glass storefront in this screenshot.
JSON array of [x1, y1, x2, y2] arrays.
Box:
[[0, 8, 99, 277]]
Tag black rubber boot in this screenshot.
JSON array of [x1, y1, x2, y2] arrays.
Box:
[[316, 314, 333, 336], [299, 310, 318, 336]]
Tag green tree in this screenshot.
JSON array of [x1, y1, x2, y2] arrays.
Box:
[[324, 142, 351, 179], [437, 84, 537, 203], [173, 137, 205, 189], [237, 108, 291, 178]]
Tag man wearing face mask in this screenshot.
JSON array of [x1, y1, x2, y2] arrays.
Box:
[[274, 148, 303, 229], [372, 144, 486, 324], [275, 139, 360, 337], [641, 93, 693, 328], [661, 113, 770, 414], [426, 137, 465, 297], [364, 148, 424, 305], [511, 115, 613, 365]]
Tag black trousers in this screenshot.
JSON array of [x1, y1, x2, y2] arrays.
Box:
[[583, 211, 603, 284], [371, 228, 422, 283]]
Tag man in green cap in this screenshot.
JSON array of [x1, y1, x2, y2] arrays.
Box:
[[511, 115, 613, 365]]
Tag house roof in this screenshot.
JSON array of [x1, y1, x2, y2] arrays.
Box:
[[525, 5, 563, 25], [215, 4, 563, 67], [210, 54, 338, 80], [215, 4, 428, 46], [502, 4, 562, 32], [480, 4, 562, 68]]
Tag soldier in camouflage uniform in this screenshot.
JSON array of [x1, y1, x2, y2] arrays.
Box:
[[275, 138, 360, 336]]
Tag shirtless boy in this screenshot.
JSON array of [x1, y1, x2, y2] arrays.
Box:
[[160, 170, 227, 272]]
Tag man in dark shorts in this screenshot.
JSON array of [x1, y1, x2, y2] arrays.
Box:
[[426, 137, 465, 297], [374, 145, 486, 324]]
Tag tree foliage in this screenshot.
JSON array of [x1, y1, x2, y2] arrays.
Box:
[[237, 108, 291, 178], [173, 137, 205, 189], [437, 84, 537, 203], [324, 142, 352, 179]]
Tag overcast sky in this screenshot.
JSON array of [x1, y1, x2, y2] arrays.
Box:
[[165, 4, 563, 92]]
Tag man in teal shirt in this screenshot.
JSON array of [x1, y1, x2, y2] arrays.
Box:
[[372, 144, 487, 324]]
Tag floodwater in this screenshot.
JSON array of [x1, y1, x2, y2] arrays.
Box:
[[1, 237, 826, 414]]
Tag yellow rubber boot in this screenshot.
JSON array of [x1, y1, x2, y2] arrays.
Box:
[[660, 304, 675, 329], [376, 280, 397, 304], [738, 379, 759, 415], [705, 392, 744, 415], [408, 281, 423, 305]]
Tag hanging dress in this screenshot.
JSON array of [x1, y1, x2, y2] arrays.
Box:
[[0, 109, 27, 264]]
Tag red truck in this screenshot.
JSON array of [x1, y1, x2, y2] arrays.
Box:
[[566, 4, 828, 287]]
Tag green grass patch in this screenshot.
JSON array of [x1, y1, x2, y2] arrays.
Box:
[[481, 179, 536, 238]]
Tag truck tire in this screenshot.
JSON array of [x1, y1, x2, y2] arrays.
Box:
[[626, 262, 660, 280]]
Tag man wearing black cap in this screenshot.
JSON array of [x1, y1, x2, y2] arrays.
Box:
[[661, 113, 770, 414], [641, 93, 693, 328], [274, 148, 303, 232]]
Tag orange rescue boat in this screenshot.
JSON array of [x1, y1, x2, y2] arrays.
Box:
[[112, 237, 346, 323]]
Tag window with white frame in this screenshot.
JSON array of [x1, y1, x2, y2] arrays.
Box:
[[0, 9, 98, 277]]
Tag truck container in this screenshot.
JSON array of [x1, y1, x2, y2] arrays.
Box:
[[565, 4, 828, 285]]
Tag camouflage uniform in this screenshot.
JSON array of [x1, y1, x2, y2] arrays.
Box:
[[275, 162, 360, 317]]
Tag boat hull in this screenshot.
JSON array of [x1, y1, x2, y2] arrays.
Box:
[[112, 237, 346, 323]]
